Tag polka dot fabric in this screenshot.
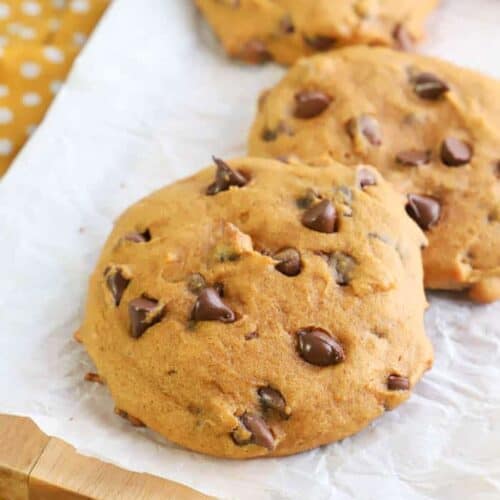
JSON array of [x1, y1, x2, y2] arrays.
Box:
[[0, 0, 110, 175]]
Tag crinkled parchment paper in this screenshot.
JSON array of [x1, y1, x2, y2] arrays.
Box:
[[0, 1, 499, 498]]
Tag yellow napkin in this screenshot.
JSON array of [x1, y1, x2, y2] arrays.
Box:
[[0, 0, 110, 176]]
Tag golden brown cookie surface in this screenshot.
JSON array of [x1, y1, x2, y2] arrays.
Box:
[[80, 157, 432, 458], [195, 0, 438, 65], [249, 47, 500, 302]]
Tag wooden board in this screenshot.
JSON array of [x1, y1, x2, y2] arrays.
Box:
[[0, 415, 209, 500]]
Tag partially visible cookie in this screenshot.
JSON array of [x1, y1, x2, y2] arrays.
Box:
[[80, 157, 432, 458], [195, 0, 438, 65], [249, 47, 500, 302]]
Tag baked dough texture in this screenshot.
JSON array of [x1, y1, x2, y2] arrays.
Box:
[[195, 0, 438, 65], [249, 47, 500, 302], [80, 157, 433, 458]]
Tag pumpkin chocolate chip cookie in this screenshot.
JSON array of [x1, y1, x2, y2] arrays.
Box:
[[248, 47, 500, 302], [195, 0, 438, 65], [80, 157, 433, 458]]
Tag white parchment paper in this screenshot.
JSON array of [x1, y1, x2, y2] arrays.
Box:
[[1, 1, 499, 498]]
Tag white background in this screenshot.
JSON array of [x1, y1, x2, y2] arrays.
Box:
[[0, 1, 499, 498]]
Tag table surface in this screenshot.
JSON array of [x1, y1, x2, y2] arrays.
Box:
[[0, 414, 209, 500]]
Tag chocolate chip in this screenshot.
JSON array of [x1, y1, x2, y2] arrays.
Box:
[[304, 35, 336, 51], [413, 72, 449, 100], [142, 230, 152, 241], [326, 252, 356, 286], [405, 194, 441, 230], [128, 296, 166, 338], [393, 24, 414, 51], [105, 267, 130, 306], [495, 161, 500, 179], [123, 229, 151, 243], [297, 328, 345, 366], [440, 137, 472, 166], [245, 331, 259, 340], [213, 282, 225, 297], [280, 15, 295, 34], [359, 115, 382, 146], [241, 39, 272, 63], [396, 149, 431, 166], [346, 114, 382, 146], [273, 248, 301, 276], [261, 128, 278, 142], [232, 413, 275, 450], [187, 273, 207, 295], [191, 287, 236, 323], [387, 374, 410, 391], [294, 90, 331, 119], [301, 199, 336, 233], [258, 387, 290, 419], [206, 157, 248, 195]]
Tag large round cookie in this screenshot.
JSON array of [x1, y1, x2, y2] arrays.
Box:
[[249, 47, 500, 303], [195, 0, 438, 65], [80, 157, 432, 458]]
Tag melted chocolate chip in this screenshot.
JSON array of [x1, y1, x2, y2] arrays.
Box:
[[191, 287, 235, 323], [245, 331, 259, 340], [405, 194, 441, 230], [301, 199, 336, 233], [273, 248, 301, 276], [357, 168, 377, 189], [396, 149, 431, 166], [346, 114, 383, 146], [441, 137, 472, 166], [413, 72, 450, 100], [206, 157, 248, 195], [258, 387, 290, 419], [105, 267, 130, 306], [187, 273, 207, 295], [304, 35, 336, 51], [129, 296, 166, 338], [297, 327, 345, 366], [387, 374, 410, 391], [294, 90, 331, 119], [393, 24, 414, 51], [233, 413, 275, 450]]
